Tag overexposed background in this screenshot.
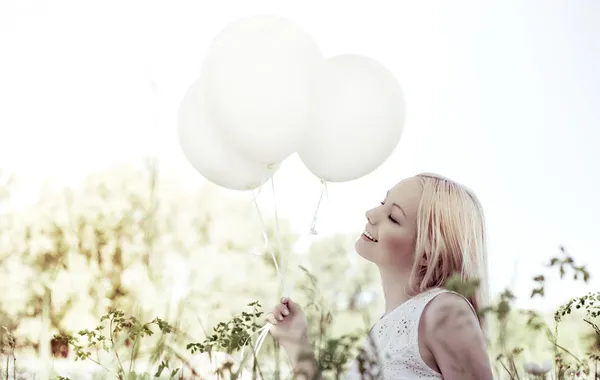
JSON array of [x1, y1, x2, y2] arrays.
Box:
[[1, 0, 599, 312]]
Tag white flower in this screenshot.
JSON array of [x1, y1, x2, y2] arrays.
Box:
[[523, 360, 552, 375], [540, 360, 553, 373]]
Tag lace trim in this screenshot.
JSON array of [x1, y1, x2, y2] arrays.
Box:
[[344, 288, 448, 379]]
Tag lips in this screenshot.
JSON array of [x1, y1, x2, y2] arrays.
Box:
[[362, 230, 378, 242]]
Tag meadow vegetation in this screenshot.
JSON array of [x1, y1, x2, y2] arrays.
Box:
[[0, 163, 596, 379]]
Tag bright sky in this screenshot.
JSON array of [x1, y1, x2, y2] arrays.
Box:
[[0, 0, 598, 311]]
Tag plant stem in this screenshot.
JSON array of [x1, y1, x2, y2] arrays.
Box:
[[128, 336, 139, 375], [109, 318, 125, 376], [498, 359, 516, 380], [88, 356, 115, 375], [509, 356, 521, 380], [274, 342, 281, 380], [164, 342, 205, 379]]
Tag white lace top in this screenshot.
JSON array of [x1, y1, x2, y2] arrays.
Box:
[[343, 288, 475, 380]]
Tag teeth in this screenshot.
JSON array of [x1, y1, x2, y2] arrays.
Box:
[[363, 231, 377, 242]]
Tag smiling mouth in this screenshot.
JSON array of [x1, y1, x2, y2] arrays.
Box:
[[362, 231, 378, 242]]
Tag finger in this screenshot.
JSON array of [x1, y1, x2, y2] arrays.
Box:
[[274, 304, 289, 320], [282, 297, 300, 313], [265, 312, 278, 325]]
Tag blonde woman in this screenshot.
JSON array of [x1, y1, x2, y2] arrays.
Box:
[[266, 173, 493, 379]]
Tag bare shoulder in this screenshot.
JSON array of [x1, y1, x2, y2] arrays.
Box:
[[421, 292, 493, 380], [422, 292, 479, 336]]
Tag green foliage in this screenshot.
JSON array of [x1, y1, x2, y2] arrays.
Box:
[[444, 273, 481, 299], [186, 301, 263, 356], [0, 326, 17, 380], [0, 165, 599, 379], [52, 309, 176, 380], [483, 246, 597, 380], [3, 247, 599, 379]]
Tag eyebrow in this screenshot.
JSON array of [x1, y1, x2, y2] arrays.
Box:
[[392, 203, 407, 218], [385, 191, 407, 218]]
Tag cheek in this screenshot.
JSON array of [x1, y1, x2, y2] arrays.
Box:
[[381, 227, 415, 261]]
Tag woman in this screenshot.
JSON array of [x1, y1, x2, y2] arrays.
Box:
[[266, 173, 493, 379]]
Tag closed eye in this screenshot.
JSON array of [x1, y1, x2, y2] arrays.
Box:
[[381, 201, 399, 224]]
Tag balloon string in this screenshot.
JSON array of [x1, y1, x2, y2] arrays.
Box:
[[251, 189, 280, 276], [249, 173, 269, 205], [270, 176, 281, 241], [309, 180, 328, 235], [242, 184, 279, 370], [240, 323, 271, 366], [243, 179, 330, 368], [253, 326, 270, 355], [242, 177, 288, 369], [271, 176, 290, 297]]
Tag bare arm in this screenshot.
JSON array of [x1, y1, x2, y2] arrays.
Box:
[[265, 298, 323, 379], [286, 341, 323, 380], [423, 293, 493, 380]]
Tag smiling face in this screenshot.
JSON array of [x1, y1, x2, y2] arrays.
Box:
[[355, 176, 423, 269], [356, 173, 489, 323]]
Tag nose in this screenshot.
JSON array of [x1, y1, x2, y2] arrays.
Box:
[[365, 205, 380, 225]]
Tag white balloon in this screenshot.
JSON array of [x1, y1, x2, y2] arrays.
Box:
[[178, 80, 277, 191], [299, 55, 406, 182], [201, 15, 322, 166]]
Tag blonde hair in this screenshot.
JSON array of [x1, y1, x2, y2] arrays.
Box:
[[408, 173, 489, 326]]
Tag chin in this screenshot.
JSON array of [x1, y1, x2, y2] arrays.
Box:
[[355, 238, 374, 262]]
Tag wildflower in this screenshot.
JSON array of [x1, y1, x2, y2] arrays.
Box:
[[523, 360, 552, 376]]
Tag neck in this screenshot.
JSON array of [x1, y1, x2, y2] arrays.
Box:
[[378, 266, 412, 314]]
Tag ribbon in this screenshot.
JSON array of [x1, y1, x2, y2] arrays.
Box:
[[243, 176, 285, 368], [309, 180, 328, 235], [241, 178, 329, 369]]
